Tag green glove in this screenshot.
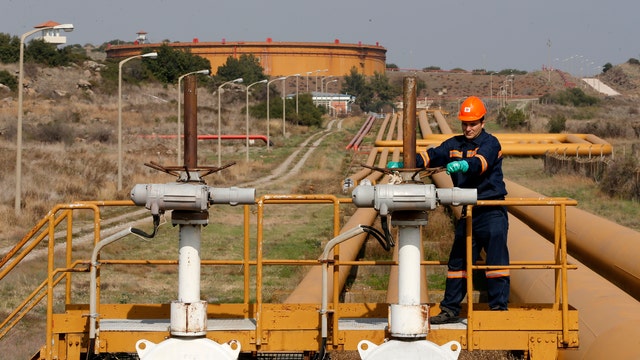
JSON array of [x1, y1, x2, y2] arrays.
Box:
[[446, 160, 469, 175]]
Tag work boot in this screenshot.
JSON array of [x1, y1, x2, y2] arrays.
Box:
[[429, 307, 459, 324]]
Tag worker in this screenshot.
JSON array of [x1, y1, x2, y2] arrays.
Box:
[[416, 96, 510, 324]]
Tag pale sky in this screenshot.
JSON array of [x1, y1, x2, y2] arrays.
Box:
[[3, 0, 637, 76]]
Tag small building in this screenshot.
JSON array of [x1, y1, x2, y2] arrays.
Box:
[[309, 92, 356, 116], [33, 21, 68, 45], [135, 31, 148, 44]]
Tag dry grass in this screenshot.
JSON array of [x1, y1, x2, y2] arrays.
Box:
[[2, 62, 640, 359]]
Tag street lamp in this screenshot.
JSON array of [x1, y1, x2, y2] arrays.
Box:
[[489, 72, 497, 100], [325, 79, 338, 93], [15, 22, 74, 213], [245, 79, 267, 162], [321, 76, 335, 93], [306, 71, 313, 92], [266, 76, 286, 151], [282, 74, 300, 136], [118, 51, 158, 191], [295, 74, 300, 114], [217, 78, 243, 168], [315, 69, 328, 92], [177, 69, 209, 163]]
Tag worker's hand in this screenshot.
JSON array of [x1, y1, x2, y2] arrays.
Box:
[[446, 160, 469, 175]]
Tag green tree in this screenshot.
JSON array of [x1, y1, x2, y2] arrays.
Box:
[[341, 67, 373, 112], [216, 54, 267, 85], [386, 63, 398, 70], [144, 44, 211, 84], [0, 69, 17, 91], [251, 92, 324, 127], [602, 63, 613, 73], [0, 33, 20, 63], [368, 71, 399, 112]]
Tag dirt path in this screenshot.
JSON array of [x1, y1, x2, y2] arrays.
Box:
[[1, 119, 344, 261]]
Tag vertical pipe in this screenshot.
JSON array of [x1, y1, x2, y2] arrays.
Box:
[[183, 76, 197, 168], [402, 76, 417, 168], [398, 226, 421, 305], [178, 225, 201, 302]]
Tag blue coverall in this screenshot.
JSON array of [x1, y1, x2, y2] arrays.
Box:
[[417, 129, 510, 314]]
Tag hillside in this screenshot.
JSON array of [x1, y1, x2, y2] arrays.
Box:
[[1, 59, 640, 246]]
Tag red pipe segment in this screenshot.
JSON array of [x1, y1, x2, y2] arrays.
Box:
[[138, 134, 272, 145], [346, 115, 374, 150]]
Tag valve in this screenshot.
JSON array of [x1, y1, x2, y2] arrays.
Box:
[[351, 183, 476, 216], [131, 183, 255, 215]]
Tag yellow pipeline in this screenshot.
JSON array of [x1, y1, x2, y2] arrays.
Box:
[[376, 132, 613, 156]]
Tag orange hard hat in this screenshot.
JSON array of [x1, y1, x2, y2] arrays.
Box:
[[458, 96, 486, 122]]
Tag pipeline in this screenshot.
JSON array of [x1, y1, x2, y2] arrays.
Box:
[[289, 78, 633, 358], [506, 179, 640, 301], [353, 115, 377, 151], [346, 115, 375, 150], [507, 216, 640, 359]]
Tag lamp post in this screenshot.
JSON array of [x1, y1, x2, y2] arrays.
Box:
[[324, 79, 338, 116], [118, 51, 158, 191], [177, 69, 209, 163], [489, 72, 497, 100], [266, 77, 286, 151], [245, 79, 267, 162], [321, 76, 335, 93], [15, 22, 74, 213], [306, 71, 313, 92], [315, 69, 327, 92], [295, 74, 300, 114], [282, 74, 299, 136], [217, 78, 243, 168]]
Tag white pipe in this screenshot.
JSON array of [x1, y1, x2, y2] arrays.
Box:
[[178, 225, 201, 302], [320, 226, 366, 339], [90, 228, 133, 340], [398, 226, 421, 305]]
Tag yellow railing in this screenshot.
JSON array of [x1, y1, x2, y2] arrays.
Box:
[[0, 195, 577, 358]]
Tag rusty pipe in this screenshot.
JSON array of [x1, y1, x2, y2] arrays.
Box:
[[183, 75, 198, 168], [402, 77, 417, 168]]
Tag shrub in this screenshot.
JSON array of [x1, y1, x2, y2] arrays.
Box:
[[33, 121, 75, 145], [599, 154, 640, 201], [540, 88, 599, 107], [497, 106, 527, 130], [0, 69, 17, 91], [547, 114, 566, 133]]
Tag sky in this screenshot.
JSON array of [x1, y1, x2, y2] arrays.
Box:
[[3, 0, 637, 77]]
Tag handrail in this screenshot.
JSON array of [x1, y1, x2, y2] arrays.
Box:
[[0, 200, 134, 358], [465, 198, 577, 346], [1, 196, 577, 358]]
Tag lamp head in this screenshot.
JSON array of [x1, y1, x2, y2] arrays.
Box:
[[53, 24, 74, 32], [142, 52, 158, 59], [196, 69, 210, 75], [233, 78, 244, 84]]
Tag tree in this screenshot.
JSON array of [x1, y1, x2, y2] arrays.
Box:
[[341, 67, 402, 113], [0, 33, 20, 63], [144, 44, 211, 84], [341, 67, 373, 112], [368, 71, 400, 112], [602, 63, 613, 73], [250, 93, 324, 128], [216, 54, 267, 85]]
